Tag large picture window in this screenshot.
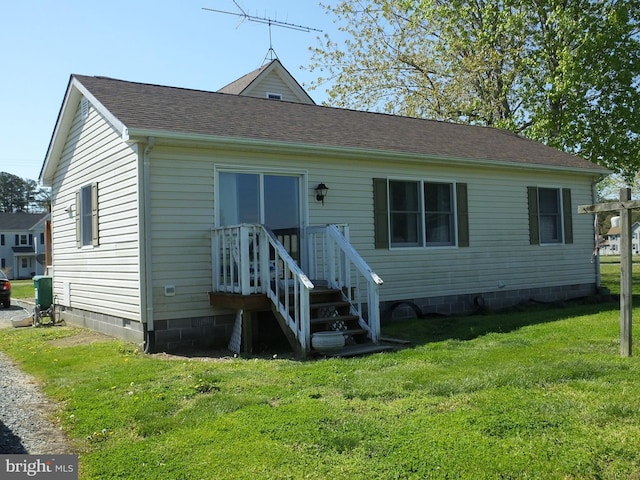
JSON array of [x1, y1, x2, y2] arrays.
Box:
[[375, 178, 468, 249]]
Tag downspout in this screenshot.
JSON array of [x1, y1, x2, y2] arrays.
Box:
[[141, 137, 155, 353]]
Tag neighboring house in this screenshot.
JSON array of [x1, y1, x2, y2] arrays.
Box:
[[0, 212, 48, 279], [40, 59, 609, 355], [600, 216, 640, 255]]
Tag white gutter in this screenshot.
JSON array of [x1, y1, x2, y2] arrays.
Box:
[[140, 137, 155, 352], [124, 128, 611, 177]]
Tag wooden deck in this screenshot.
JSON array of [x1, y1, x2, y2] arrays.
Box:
[[208, 292, 271, 311]]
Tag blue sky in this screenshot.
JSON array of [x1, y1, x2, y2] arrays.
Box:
[[0, 1, 336, 182]]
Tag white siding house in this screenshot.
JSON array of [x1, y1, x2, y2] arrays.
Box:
[[600, 217, 640, 255], [40, 60, 609, 354]]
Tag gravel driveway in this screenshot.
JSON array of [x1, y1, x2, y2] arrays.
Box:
[[0, 301, 72, 454]]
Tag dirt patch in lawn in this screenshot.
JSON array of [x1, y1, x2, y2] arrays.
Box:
[[150, 347, 298, 362], [47, 330, 114, 348], [151, 349, 240, 362]]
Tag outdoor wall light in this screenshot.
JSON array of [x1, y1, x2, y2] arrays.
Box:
[[315, 183, 329, 205], [64, 202, 74, 217]]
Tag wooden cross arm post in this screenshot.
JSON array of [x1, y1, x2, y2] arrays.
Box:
[[577, 199, 640, 214], [578, 188, 639, 357]]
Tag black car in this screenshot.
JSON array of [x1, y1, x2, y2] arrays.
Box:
[[0, 270, 11, 308]]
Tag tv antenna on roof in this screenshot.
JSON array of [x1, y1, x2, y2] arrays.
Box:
[[203, 1, 322, 62]]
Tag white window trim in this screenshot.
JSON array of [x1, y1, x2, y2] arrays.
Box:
[[387, 177, 460, 249], [213, 164, 309, 230], [536, 185, 565, 246]]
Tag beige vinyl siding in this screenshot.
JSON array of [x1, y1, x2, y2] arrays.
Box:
[[232, 151, 595, 302], [147, 144, 598, 318], [243, 70, 304, 102], [49, 100, 141, 320], [149, 147, 318, 320], [149, 153, 214, 320], [359, 165, 595, 301]]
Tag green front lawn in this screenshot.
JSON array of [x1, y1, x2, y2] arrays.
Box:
[[0, 265, 638, 478], [599, 255, 640, 264], [10, 279, 34, 300]]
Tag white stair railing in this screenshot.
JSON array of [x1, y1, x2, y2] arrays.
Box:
[[306, 225, 383, 342], [212, 225, 314, 351]]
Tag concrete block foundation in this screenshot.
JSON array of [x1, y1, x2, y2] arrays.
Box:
[[382, 282, 597, 321], [60, 306, 237, 352]]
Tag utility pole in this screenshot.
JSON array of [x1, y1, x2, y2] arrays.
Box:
[[579, 188, 640, 357]]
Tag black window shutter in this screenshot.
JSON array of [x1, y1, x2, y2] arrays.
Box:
[[373, 178, 389, 249], [15, 235, 19, 245], [527, 187, 539, 245], [562, 188, 573, 244], [28, 234, 33, 245], [456, 183, 469, 247]]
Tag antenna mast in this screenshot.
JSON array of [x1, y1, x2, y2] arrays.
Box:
[[203, 1, 322, 62]]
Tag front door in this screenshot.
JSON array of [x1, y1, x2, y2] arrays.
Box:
[[218, 172, 301, 260]]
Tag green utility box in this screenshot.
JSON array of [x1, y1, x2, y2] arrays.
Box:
[[33, 275, 53, 309]]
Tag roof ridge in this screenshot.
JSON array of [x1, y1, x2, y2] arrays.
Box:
[[73, 74, 223, 97], [73, 74, 528, 136]]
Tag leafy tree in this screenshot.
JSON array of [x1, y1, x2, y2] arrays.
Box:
[[0, 172, 49, 213], [597, 174, 640, 200], [32, 188, 51, 213], [308, 0, 640, 180]]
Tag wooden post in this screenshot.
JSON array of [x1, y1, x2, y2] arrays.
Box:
[[578, 188, 640, 357], [619, 188, 632, 356]]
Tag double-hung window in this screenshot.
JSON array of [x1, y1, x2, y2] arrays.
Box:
[[424, 182, 455, 246], [538, 188, 562, 243], [76, 183, 99, 247], [527, 186, 573, 245], [375, 178, 468, 249], [389, 181, 421, 246]]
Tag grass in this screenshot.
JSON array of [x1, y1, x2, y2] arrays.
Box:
[[10, 279, 34, 300], [0, 266, 640, 478], [599, 255, 640, 264]]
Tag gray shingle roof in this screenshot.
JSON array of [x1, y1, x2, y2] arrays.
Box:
[[217, 64, 268, 95], [0, 213, 47, 231], [73, 74, 607, 173]]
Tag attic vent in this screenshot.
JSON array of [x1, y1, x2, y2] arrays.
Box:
[[81, 98, 90, 119], [267, 92, 282, 100]]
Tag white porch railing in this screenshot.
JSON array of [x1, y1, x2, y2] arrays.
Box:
[[211, 225, 314, 350], [306, 225, 383, 342]]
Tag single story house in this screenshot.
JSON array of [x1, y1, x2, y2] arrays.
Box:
[[0, 212, 49, 279], [40, 60, 609, 355]]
